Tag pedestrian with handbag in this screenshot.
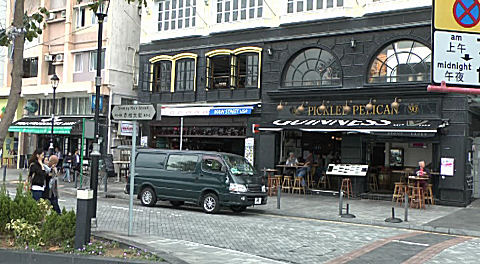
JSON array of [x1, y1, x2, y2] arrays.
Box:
[[48, 155, 61, 214], [28, 149, 48, 201]]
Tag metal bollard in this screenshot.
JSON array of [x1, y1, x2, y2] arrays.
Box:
[[2, 166, 6, 183], [341, 203, 356, 218], [277, 184, 281, 209], [404, 192, 409, 222], [339, 190, 344, 215], [104, 171, 108, 197], [385, 207, 402, 223]]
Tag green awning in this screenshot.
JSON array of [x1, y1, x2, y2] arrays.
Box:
[[8, 116, 82, 135], [8, 126, 73, 134]]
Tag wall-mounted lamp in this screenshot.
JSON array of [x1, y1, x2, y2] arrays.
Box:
[[391, 97, 400, 110], [319, 100, 327, 112], [343, 100, 351, 114], [277, 100, 287, 111], [295, 102, 308, 115], [366, 98, 375, 111], [350, 38, 356, 49], [267, 48, 273, 56]]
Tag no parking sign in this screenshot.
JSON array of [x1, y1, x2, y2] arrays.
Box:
[[432, 0, 480, 87]]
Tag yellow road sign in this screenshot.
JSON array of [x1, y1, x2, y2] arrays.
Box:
[[434, 0, 480, 33]]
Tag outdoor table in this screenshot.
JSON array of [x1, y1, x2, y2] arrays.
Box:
[[408, 175, 429, 208]]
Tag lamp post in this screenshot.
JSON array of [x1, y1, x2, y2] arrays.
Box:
[[90, 0, 110, 221], [49, 74, 59, 156]]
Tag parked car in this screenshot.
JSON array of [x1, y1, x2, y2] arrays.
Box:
[[125, 149, 267, 213]]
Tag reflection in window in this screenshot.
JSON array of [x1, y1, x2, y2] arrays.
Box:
[[166, 154, 198, 172], [201, 156, 224, 173], [136, 153, 166, 168], [175, 58, 195, 91], [368, 40, 431, 83], [282, 48, 341, 87], [153, 61, 172, 92], [236, 53, 259, 88]]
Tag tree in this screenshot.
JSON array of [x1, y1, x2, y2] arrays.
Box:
[[0, 0, 145, 154]]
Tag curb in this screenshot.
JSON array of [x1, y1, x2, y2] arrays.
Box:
[[93, 231, 190, 264]]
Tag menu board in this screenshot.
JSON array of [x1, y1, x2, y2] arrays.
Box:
[[326, 164, 369, 177], [440, 157, 454, 176]]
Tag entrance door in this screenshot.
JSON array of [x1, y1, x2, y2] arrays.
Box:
[[163, 154, 200, 201]]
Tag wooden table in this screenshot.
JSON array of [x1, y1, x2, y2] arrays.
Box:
[[408, 176, 429, 209]]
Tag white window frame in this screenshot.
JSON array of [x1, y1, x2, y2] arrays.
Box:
[[216, 0, 263, 23], [287, 0, 343, 14], [74, 53, 83, 73], [89, 50, 105, 72], [75, 6, 86, 28], [157, 0, 197, 32]]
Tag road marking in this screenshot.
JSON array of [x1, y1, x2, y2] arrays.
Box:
[[402, 237, 472, 264], [391, 240, 430, 247], [111, 205, 143, 212], [59, 199, 66, 202], [326, 232, 422, 264]]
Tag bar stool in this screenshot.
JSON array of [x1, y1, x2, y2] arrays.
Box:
[[409, 186, 425, 209], [317, 173, 329, 189], [292, 177, 305, 195], [368, 173, 378, 192], [340, 178, 353, 198], [267, 176, 277, 196], [392, 182, 406, 204], [425, 184, 434, 205], [282, 176, 292, 193]]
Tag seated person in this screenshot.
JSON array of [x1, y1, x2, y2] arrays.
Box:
[[414, 160, 430, 191], [297, 151, 313, 187], [284, 152, 298, 176]]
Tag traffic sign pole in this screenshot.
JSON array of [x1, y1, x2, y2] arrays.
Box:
[[128, 120, 137, 236]]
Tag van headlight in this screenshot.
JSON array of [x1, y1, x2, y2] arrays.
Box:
[[262, 185, 266, 192], [229, 183, 247, 193]]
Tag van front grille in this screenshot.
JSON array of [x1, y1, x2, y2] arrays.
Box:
[[247, 185, 262, 192]]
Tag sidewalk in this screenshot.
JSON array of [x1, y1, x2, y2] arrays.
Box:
[[3, 168, 480, 238]]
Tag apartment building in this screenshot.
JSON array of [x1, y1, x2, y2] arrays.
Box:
[[1, 0, 141, 166], [137, 0, 480, 206]]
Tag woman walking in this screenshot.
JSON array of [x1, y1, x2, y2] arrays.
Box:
[[28, 149, 48, 201]]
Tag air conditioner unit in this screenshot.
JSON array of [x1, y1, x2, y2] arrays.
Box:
[[54, 54, 64, 62], [61, 10, 66, 18], [47, 12, 56, 20], [44, 54, 53, 62]]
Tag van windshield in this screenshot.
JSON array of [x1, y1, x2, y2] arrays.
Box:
[[223, 154, 255, 176]]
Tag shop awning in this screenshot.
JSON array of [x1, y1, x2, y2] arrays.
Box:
[[258, 119, 447, 137], [8, 116, 82, 135]]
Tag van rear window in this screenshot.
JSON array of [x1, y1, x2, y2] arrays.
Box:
[[136, 153, 166, 169]]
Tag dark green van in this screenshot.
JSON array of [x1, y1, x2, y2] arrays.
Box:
[[126, 149, 267, 213]]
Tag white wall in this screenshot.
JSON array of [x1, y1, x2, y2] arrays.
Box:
[[391, 142, 432, 167]]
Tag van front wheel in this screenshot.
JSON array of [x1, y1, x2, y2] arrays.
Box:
[[202, 193, 220, 214], [140, 187, 157, 207]]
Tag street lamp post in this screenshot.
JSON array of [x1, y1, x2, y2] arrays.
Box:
[[91, 0, 110, 221], [49, 74, 59, 156]]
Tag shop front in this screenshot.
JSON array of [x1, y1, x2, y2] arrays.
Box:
[[258, 98, 447, 197], [144, 104, 259, 160], [8, 116, 96, 163]]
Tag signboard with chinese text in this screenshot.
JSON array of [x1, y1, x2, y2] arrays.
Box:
[[112, 105, 156, 121], [433, 0, 480, 87]]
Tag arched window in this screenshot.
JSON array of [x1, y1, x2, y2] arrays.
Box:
[[368, 40, 431, 83], [283, 48, 342, 87]]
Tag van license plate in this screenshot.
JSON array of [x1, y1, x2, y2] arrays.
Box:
[[254, 198, 262, 204]]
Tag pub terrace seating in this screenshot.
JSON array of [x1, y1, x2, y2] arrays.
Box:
[[282, 175, 292, 193]]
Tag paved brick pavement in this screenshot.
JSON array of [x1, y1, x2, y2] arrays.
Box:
[[4, 168, 480, 263]]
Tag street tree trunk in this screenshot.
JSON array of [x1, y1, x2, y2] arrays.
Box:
[[0, 0, 25, 151]]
